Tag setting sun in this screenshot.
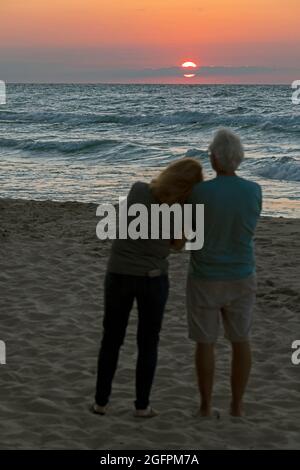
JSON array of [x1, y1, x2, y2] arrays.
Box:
[[182, 61, 197, 78], [182, 61, 197, 68]]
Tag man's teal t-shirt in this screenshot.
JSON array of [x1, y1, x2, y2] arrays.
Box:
[[188, 175, 262, 281]]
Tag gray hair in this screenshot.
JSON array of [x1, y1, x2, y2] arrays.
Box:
[[209, 128, 244, 172]]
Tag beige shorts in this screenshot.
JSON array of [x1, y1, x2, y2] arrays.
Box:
[[186, 274, 257, 343]]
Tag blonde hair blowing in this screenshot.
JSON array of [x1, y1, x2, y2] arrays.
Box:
[[150, 157, 203, 204]]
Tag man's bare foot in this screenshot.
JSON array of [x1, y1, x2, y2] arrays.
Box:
[[134, 406, 158, 418], [91, 403, 109, 415]]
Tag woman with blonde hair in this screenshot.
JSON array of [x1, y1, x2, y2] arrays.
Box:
[[93, 158, 203, 417]]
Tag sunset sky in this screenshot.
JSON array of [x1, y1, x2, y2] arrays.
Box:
[[0, 0, 300, 83]]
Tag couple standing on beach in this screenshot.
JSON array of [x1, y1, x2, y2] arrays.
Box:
[[92, 128, 262, 418]]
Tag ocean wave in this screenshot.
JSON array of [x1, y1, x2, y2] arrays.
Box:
[[212, 89, 238, 97], [0, 110, 213, 126], [254, 157, 300, 182], [0, 137, 120, 154], [1, 109, 299, 131], [185, 148, 208, 157], [0, 110, 115, 126], [227, 106, 250, 114]]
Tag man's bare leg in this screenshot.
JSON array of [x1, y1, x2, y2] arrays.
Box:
[[195, 343, 215, 416], [230, 341, 252, 417]]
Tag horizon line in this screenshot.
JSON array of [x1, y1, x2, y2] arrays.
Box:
[[6, 82, 291, 86]]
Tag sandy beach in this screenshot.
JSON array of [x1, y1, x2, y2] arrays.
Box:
[[0, 198, 299, 450]]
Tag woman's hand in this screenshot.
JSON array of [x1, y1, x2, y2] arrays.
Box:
[[170, 237, 186, 251]]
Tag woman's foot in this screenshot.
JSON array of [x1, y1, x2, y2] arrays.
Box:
[[196, 408, 220, 419], [91, 403, 109, 415], [134, 406, 158, 418], [199, 404, 212, 417]]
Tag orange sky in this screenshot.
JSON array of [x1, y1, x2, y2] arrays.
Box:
[[1, 0, 300, 82]]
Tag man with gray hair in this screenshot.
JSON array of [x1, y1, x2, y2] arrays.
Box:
[[187, 128, 262, 417]]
